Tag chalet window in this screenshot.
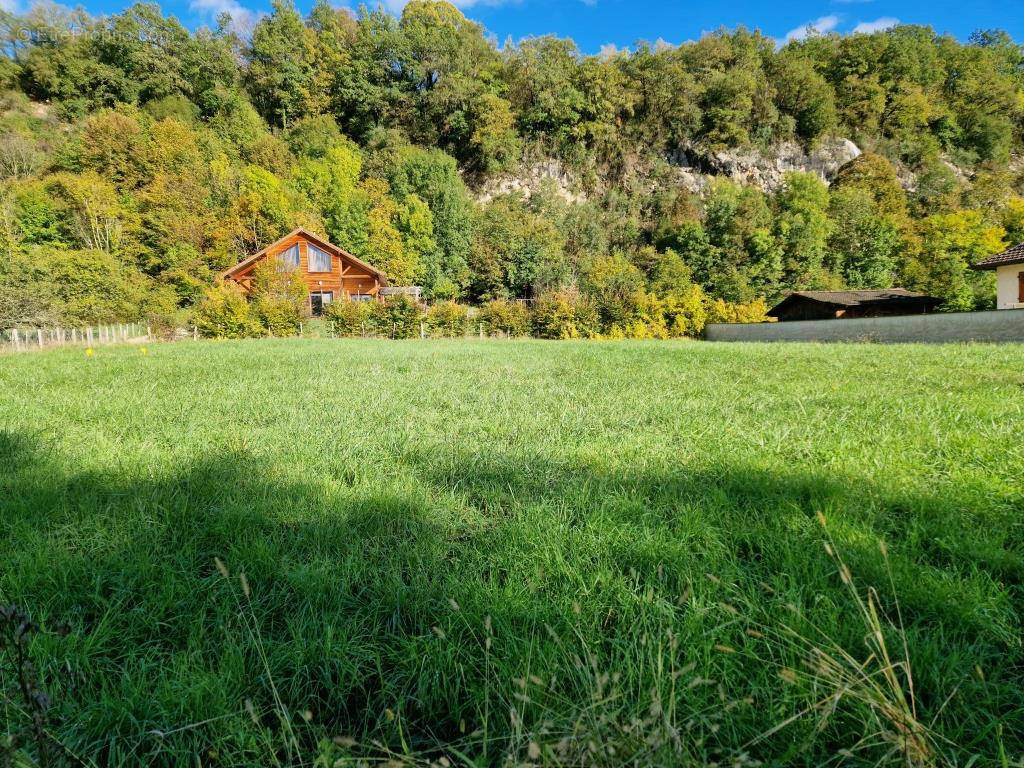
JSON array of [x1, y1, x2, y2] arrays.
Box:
[[310, 291, 333, 316], [308, 244, 332, 273], [350, 293, 372, 303], [279, 244, 300, 270]]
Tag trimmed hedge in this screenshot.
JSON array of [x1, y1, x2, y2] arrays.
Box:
[[196, 292, 767, 340]]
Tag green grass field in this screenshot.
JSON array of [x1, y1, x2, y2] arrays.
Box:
[[2, 339, 1023, 766]]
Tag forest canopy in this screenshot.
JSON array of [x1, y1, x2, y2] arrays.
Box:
[[1, 0, 1023, 331]]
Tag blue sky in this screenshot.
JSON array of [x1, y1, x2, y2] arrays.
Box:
[[13, 0, 1024, 53]]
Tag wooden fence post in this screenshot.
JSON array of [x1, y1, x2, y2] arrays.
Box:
[[420, 322, 425, 339], [11, 329, 18, 351], [479, 322, 483, 339]]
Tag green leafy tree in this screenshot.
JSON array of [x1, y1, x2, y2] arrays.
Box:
[[469, 194, 566, 300], [828, 187, 903, 288], [45, 247, 143, 324], [232, 165, 294, 252], [581, 251, 646, 329], [771, 51, 837, 144], [831, 153, 908, 218], [904, 210, 1004, 310], [246, 0, 327, 127], [369, 143, 473, 295], [773, 171, 834, 289]]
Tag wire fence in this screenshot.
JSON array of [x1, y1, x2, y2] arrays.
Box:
[[1, 318, 527, 352], [1, 322, 155, 353]]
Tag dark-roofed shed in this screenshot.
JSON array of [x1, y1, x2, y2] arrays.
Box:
[[768, 290, 941, 322]]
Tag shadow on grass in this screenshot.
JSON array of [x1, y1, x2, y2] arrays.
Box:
[[1, 429, 1021, 765]]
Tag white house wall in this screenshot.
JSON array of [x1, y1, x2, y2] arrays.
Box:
[[995, 264, 1023, 310]]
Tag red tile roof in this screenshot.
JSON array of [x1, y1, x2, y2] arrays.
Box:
[[972, 242, 1024, 270]]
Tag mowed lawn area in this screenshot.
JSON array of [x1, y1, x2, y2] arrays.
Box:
[[2, 339, 1022, 766]]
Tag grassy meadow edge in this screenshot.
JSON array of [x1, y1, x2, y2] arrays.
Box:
[[1, 338, 1022, 766]]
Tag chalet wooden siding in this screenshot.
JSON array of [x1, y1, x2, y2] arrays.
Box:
[[221, 229, 387, 312]]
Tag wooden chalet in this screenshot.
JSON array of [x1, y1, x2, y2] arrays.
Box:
[[221, 228, 388, 315], [768, 290, 941, 322]]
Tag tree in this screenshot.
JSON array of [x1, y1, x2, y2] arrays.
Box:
[[617, 42, 701, 150], [697, 179, 782, 301], [581, 251, 646, 328], [249, 256, 308, 334], [773, 172, 834, 289], [904, 210, 1004, 310], [467, 92, 521, 176], [369, 142, 473, 295], [828, 187, 902, 288], [831, 153, 907, 218], [469, 194, 566, 300], [397, 193, 439, 292], [75, 106, 152, 189], [45, 247, 143, 324], [1001, 197, 1024, 246], [46, 172, 136, 255], [397, 0, 514, 171], [246, 0, 327, 127], [285, 114, 345, 159], [232, 165, 294, 252], [771, 51, 837, 144], [360, 177, 417, 285]]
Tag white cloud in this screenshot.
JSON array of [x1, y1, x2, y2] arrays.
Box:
[[598, 42, 621, 58], [190, 0, 263, 35], [0, 0, 17, 12], [782, 14, 840, 43], [852, 16, 899, 34]]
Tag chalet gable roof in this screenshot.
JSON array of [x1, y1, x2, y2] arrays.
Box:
[[972, 242, 1024, 270], [220, 228, 388, 284]]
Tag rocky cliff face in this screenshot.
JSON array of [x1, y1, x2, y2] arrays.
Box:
[[475, 159, 586, 205], [474, 138, 865, 204], [668, 138, 862, 195]]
